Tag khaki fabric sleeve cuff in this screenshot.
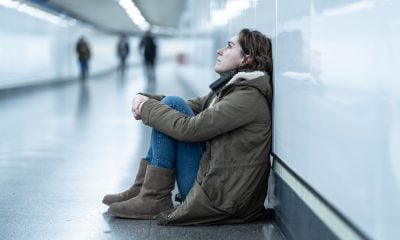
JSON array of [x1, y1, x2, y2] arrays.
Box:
[[140, 98, 158, 125], [139, 92, 165, 101]]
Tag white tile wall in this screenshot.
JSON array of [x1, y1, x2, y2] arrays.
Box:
[[0, 6, 133, 88], [181, 0, 400, 239]]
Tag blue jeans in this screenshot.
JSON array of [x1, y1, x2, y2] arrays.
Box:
[[145, 96, 203, 200], [79, 59, 89, 79]]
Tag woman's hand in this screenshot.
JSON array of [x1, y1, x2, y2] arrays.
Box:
[[132, 94, 149, 120]]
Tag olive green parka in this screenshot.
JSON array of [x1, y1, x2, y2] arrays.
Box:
[[140, 71, 272, 225]]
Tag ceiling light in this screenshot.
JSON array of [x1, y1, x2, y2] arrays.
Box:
[[117, 0, 150, 30]]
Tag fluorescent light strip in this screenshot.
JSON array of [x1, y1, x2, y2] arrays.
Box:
[[0, 0, 76, 26], [118, 0, 149, 30]]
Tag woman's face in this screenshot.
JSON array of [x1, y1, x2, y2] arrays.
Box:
[[214, 35, 245, 74]]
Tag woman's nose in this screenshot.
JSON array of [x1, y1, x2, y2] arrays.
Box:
[[217, 48, 223, 55]]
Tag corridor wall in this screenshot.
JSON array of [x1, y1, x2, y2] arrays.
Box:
[[0, 4, 136, 89], [179, 0, 400, 239]]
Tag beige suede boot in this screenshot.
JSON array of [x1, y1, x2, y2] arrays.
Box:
[[108, 165, 175, 219], [102, 159, 149, 206]]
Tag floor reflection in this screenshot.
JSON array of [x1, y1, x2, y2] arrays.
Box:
[[117, 68, 128, 90], [102, 212, 152, 239], [76, 83, 90, 128], [145, 80, 157, 94]]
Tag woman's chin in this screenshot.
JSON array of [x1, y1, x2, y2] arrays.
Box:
[[214, 67, 222, 75]]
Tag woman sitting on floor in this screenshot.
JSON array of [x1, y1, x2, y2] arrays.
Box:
[[103, 28, 273, 225]]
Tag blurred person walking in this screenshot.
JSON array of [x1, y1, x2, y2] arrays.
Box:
[[117, 34, 130, 71], [76, 36, 91, 81], [139, 30, 157, 83]]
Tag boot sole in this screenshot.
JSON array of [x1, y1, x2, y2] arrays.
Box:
[[107, 208, 157, 220], [102, 192, 140, 206], [102, 198, 126, 206]]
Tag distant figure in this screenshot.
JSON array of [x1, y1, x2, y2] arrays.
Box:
[[139, 30, 157, 82], [76, 37, 91, 80], [117, 34, 130, 71]]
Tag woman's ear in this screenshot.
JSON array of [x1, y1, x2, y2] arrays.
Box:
[[240, 55, 252, 66]]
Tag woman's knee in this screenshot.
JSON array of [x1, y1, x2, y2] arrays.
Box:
[[161, 96, 194, 116], [161, 96, 186, 107]]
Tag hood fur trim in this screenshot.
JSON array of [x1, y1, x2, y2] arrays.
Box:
[[227, 71, 265, 86]]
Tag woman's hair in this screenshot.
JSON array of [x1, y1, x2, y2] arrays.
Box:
[[237, 28, 273, 75]]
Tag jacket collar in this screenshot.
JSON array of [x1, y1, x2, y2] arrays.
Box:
[[226, 71, 265, 86], [209, 70, 266, 95], [209, 70, 237, 94]]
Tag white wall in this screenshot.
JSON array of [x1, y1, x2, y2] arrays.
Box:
[[274, 1, 400, 239], [0, 5, 141, 89], [180, 0, 400, 239]]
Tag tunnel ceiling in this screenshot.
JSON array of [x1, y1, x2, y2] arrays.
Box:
[[38, 0, 187, 33]]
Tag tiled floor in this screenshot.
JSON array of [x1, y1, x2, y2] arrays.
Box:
[[0, 64, 285, 240]]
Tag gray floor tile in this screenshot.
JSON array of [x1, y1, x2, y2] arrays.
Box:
[[0, 64, 285, 240]]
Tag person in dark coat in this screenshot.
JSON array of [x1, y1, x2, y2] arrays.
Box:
[[103, 28, 273, 225], [138, 30, 157, 82], [117, 34, 130, 71], [76, 36, 91, 80]]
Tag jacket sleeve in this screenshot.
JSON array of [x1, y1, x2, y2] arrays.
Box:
[[140, 87, 260, 142], [139, 92, 165, 101], [187, 94, 210, 115], [140, 93, 208, 113]]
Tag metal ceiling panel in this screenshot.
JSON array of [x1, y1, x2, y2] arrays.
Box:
[[35, 0, 187, 34], [134, 0, 186, 29], [47, 0, 139, 33]]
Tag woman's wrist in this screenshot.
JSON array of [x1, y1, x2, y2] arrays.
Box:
[[138, 100, 145, 114]]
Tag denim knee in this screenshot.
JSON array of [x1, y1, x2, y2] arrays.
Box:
[[161, 96, 194, 117], [161, 96, 186, 108]]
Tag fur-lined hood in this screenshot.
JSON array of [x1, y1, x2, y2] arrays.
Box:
[[226, 71, 265, 85], [208, 70, 272, 108], [226, 71, 271, 101]]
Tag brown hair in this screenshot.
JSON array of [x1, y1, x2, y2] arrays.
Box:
[[237, 28, 273, 75]]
